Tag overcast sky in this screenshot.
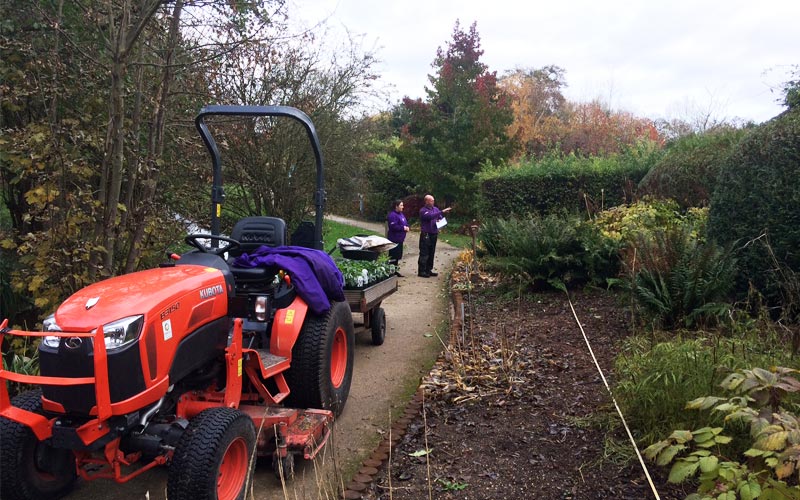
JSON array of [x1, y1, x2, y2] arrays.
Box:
[[293, 0, 799, 123]]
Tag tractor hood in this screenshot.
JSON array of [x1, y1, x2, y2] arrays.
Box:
[[54, 266, 229, 331]]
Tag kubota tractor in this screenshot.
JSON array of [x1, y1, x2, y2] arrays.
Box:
[[0, 106, 355, 500]]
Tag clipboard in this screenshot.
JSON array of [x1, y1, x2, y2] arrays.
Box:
[[436, 217, 447, 229]]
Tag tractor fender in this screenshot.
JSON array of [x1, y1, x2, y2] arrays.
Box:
[[270, 296, 309, 358]]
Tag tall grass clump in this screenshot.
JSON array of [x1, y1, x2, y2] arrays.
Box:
[[615, 329, 797, 446]]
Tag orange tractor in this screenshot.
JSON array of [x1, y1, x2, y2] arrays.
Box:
[[0, 106, 354, 500]]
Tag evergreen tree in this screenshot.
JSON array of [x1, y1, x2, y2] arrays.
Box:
[[395, 21, 516, 210]]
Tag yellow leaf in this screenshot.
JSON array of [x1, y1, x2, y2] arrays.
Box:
[[0, 238, 16, 249], [775, 460, 794, 479], [756, 431, 789, 451]]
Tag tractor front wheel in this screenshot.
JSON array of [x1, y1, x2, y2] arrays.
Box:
[[0, 390, 77, 500], [285, 301, 355, 417], [167, 407, 256, 500]]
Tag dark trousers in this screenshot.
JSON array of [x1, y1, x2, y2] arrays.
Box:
[[388, 241, 403, 264], [418, 232, 437, 274]]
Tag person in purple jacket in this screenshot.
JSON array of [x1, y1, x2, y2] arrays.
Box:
[[386, 200, 409, 276], [417, 194, 452, 278]]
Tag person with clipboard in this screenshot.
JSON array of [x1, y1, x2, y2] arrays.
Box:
[[417, 194, 452, 278]]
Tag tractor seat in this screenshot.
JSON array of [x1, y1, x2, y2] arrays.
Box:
[[229, 216, 287, 287]]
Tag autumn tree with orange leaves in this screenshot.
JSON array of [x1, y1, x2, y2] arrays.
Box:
[[502, 68, 661, 158], [500, 66, 569, 157]]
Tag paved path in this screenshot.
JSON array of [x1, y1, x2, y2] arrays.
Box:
[[67, 216, 460, 499]]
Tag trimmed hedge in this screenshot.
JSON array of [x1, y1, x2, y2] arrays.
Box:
[[479, 146, 659, 218], [707, 108, 800, 310], [638, 127, 748, 209]]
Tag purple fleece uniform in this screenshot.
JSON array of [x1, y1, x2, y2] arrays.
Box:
[[232, 245, 345, 316], [419, 205, 444, 234], [387, 210, 408, 243]]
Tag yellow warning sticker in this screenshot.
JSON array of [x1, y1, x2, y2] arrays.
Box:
[[285, 309, 295, 324], [216, 204, 221, 217], [237, 358, 242, 377]]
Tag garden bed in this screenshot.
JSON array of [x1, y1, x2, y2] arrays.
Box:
[[361, 272, 688, 499]]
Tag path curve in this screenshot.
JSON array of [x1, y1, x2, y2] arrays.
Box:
[[66, 216, 460, 499]]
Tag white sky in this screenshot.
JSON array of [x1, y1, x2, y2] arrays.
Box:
[[292, 0, 799, 124]]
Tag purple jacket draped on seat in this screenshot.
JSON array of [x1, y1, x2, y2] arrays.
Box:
[[232, 245, 345, 316]]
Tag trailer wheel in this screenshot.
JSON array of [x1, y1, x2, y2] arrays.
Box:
[[0, 390, 77, 500], [370, 307, 386, 346], [285, 301, 355, 417], [167, 407, 256, 500], [272, 452, 295, 481]]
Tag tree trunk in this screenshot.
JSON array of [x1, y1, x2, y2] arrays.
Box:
[[124, 0, 184, 273]]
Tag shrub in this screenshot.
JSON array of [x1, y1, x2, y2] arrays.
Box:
[[591, 198, 696, 247], [478, 212, 619, 289], [623, 225, 736, 330], [638, 128, 748, 209], [708, 108, 800, 317], [615, 332, 797, 446], [478, 143, 660, 218], [644, 366, 800, 498]]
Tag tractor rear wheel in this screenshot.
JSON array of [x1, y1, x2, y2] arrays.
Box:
[[284, 301, 355, 417], [0, 390, 77, 500], [167, 407, 256, 500]]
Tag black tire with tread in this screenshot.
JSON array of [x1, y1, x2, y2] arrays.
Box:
[[284, 301, 355, 417], [167, 407, 256, 500], [370, 307, 386, 346], [0, 390, 77, 500]]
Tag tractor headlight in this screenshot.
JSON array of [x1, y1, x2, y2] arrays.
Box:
[[41, 314, 143, 351], [42, 314, 62, 348], [96, 315, 144, 350]]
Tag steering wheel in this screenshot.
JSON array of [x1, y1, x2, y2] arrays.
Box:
[[184, 234, 241, 256]]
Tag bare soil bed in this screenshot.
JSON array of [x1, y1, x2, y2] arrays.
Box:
[[361, 269, 690, 499]]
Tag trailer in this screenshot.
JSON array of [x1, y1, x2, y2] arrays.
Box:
[[343, 275, 398, 346]]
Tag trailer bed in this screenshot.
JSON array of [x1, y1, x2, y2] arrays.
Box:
[[343, 275, 398, 314]]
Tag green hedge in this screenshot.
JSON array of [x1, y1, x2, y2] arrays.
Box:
[[707, 108, 800, 311], [479, 146, 659, 218], [638, 127, 748, 209]]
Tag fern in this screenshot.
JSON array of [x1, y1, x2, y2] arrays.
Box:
[[626, 225, 736, 329]]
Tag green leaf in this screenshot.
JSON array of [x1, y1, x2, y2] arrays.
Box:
[[669, 430, 694, 444], [668, 460, 699, 483], [644, 441, 670, 461], [737, 480, 762, 500], [408, 448, 432, 457], [698, 455, 719, 473], [686, 397, 723, 410], [657, 444, 686, 466]]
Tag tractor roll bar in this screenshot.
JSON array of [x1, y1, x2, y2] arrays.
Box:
[[195, 105, 325, 250]]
